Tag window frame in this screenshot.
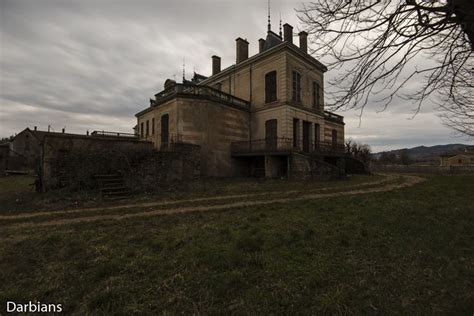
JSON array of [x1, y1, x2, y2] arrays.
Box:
[[292, 71, 301, 103], [265, 71, 277, 103]]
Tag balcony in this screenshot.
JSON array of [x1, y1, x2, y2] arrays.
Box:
[[152, 84, 250, 111], [231, 137, 345, 156], [324, 111, 344, 124]]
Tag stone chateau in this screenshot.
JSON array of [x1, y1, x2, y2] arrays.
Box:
[[135, 22, 346, 178]]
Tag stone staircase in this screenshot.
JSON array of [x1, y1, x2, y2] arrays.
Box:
[[290, 152, 345, 180], [94, 173, 132, 200]]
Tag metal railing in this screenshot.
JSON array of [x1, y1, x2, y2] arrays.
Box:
[[91, 130, 138, 138], [231, 137, 345, 155], [324, 111, 344, 123], [160, 133, 184, 150], [153, 84, 250, 110]]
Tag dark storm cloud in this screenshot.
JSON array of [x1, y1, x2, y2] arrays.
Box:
[[1, 0, 472, 150]]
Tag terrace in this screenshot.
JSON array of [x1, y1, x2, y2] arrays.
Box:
[[151, 84, 250, 111], [231, 137, 345, 156]]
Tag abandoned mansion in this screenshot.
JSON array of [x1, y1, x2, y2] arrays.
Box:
[[135, 22, 346, 179]]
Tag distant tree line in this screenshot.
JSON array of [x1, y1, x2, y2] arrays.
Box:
[[0, 136, 14, 144], [378, 149, 413, 165]]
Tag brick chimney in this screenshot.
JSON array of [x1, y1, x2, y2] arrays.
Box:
[[212, 55, 221, 75], [283, 23, 293, 44], [235, 37, 249, 63], [258, 38, 265, 53], [299, 31, 308, 53]]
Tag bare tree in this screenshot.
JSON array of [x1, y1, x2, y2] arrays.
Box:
[[345, 138, 372, 163], [298, 0, 474, 136]]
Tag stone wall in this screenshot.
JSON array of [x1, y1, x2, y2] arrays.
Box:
[[40, 134, 153, 191], [290, 153, 343, 180], [0, 145, 9, 176], [127, 143, 201, 191]]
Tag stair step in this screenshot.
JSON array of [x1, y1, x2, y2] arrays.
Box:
[[104, 191, 131, 197], [95, 174, 122, 179], [101, 187, 129, 193]]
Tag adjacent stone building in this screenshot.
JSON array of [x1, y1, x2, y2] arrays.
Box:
[[136, 23, 345, 178], [440, 148, 474, 167]]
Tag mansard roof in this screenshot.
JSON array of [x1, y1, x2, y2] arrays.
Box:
[[262, 30, 283, 51]]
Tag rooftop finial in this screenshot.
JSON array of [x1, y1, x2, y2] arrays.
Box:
[[267, 0, 271, 31], [279, 12, 282, 37], [182, 57, 186, 82]]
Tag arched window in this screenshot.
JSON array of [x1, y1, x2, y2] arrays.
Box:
[[265, 71, 277, 103], [292, 71, 301, 102]]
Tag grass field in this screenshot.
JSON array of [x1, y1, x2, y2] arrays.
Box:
[[0, 174, 473, 314]]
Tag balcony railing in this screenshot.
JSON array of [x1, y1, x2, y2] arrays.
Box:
[[153, 84, 250, 110], [91, 130, 138, 138], [231, 137, 345, 155], [324, 111, 344, 123]]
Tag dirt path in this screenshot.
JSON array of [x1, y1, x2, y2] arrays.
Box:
[[2, 174, 425, 229], [0, 174, 396, 221]]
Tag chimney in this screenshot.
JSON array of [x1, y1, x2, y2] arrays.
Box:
[[87, 130, 89, 136], [299, 31, 308, 53], [283, 23, 293, 43], [235, 37, 249, 63], [258, 38, 265, 53], [212, 55, 221, 75], [62, 128, 65, 133], [34, 126, 37, 131]]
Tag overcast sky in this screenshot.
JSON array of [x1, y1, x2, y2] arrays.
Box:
[[1, 0, 472, 151]]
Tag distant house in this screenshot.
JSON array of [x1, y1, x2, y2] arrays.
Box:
[[440, 148, 474, 166]]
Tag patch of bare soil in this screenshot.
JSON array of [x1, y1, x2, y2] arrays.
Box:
[[0, 174, 395, 221], [3, 174, 424, 229]]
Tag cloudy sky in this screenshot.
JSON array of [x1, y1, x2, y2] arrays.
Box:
[[1, 0, 472, 151]]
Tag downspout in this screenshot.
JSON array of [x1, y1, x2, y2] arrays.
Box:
[[249, 64, 252, 142]]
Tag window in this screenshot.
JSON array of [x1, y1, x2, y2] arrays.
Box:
[[265, 119, 278, 150], [292, 71, 301, 102], [293, 118, 299, 148], [140, 122, 144, 137], [265, 71, 277, 103], [161, 114, 169, 147], [314, 123, 320, 147], [152, 118, 155, 135], [146, 120, 149, 136], [332, 129, 338, 147], [313, 81, 321, 108]]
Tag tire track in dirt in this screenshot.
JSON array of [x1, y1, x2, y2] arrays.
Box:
[[0, 174, 396, 221], [3, 174, 424, 229]]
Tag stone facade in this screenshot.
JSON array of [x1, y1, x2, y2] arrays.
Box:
[[440, 153, 474, 166]]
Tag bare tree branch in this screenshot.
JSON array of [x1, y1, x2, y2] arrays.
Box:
[[298, 0, 474, 136]]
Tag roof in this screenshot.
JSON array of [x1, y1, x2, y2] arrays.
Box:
[[262, 30, 283, 51], [200, 35, 327, 86], [14, 128, 84, 142], [440, 151, 474, 158]]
